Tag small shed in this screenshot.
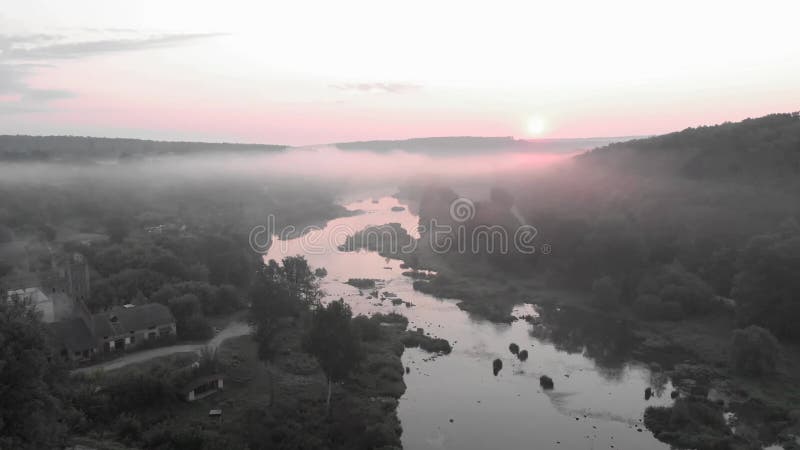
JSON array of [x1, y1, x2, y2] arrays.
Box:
[[181, 374, 224, 402]]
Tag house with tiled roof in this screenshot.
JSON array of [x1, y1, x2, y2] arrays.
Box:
[[6, 252, 176, 361], [92, 303, 176, 352]]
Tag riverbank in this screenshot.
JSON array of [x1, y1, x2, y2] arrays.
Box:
[[66, 308, 459, 449], [405, 252, 800, 449]]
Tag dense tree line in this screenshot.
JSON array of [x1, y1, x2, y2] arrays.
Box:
[[411, 113, 800, 345], [0, 135, 285, 162], [0, 298, 70, 449]]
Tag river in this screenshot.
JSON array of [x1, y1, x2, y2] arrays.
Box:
[[264, 196, 675, 450]]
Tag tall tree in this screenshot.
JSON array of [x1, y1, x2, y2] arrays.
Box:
[[0, 299, 68, 449], [733, 222, 800, 340], [250, 260, 300, 406], [304, 299, 361, 416], [282, 256, 319, 305]]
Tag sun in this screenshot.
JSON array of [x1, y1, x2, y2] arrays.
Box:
[[526, 116, 546, 136]]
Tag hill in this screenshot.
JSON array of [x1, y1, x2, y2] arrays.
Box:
[[0, 135, 287, 162], [579, 112, 800, 186], [335, 135, 636, 155]]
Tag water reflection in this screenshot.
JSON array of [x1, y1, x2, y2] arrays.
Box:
[[529, 304, 635, 381], [265, 196, 675, 450]]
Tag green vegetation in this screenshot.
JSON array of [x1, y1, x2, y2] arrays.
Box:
[[245, 258, 408, 448], [729, 326, 781, 376], [0, 298, 70, 449], [401, 328, 452, 354], [733, 220, 800, 340], [644, 397, 741, 449], [0, 150, 370, 448], [395, 113, 800, 448], [304, 299, 362, 415], [0, 135, 285, 162], [344, 278, 377, 289], [582, 112, 800, 184], [339, 222, 415, 261]]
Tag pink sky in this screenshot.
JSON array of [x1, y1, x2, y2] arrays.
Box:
[[1, 1, 799, 145]]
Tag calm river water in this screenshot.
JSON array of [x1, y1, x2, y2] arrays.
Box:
[[265, 196, 674, 450]]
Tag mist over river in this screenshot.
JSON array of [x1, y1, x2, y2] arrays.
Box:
[[265, 196, 675, 450]]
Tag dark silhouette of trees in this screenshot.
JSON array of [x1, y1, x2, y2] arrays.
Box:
[[592, 276, 621, 308], [0, 299, 68, 449], [250, 258, 311, 406], [304, 299, 361, 416], [282, 255, 319, 305], [733, 221, 800, 340], [105, 216, 130, 244], [730, 326, 781, 376]]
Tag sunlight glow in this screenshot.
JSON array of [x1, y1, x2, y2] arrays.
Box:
[[527, 116, 546, 136]]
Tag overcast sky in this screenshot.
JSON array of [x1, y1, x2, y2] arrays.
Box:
[[1, 0, 798, 145]]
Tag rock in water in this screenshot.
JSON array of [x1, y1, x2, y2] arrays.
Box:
[[509, 343, 520, 355], [493, 358, 503, 376], [671, 390, 679, 399], [645, 387, 653, 400], [540, 375, 554, 390], [518, 349, 529, 361]]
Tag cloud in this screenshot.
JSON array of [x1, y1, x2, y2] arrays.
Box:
[[330, 82, 422, 94], [22, 88, 73, 101], [6, 32, 227, 59], [1, 33, 63, 45], [0, 63, 74, 113], [0, 30, 225, 113]]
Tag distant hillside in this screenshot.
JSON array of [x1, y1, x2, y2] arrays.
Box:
[[0, 135, 287, 162], [335, 136, 637, 155], [579, 113, 800, 184]]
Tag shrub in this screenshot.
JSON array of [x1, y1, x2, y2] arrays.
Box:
[[401, 330, 451, 354], [633, 294, 662, 320], [644, 397, 737, 449], [632, 294, 685, 321], [353, 315, 382, 341], [114, 413, 142, 444], [730, 325, 780, 376], [371, 312, 409, 326], [178, 315, 214, 341], [637, 263, 715, 317], [0, 225, 14, 243], [591, 276, 620, 308], [346, 278, 377, 289], [0, 261, 13, 278]]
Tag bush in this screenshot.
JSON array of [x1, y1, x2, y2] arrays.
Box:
[[0, 261, 13, 278], [632, 294, 661, 319], [401, 330, 451, 354], [591, 276, 621, 308], [213, 284, 244, 314], [730, 325, 780, 376], [632, 294, 685, 321], [114, 413, 142, 444], [637, 263, 715, 317], [177, 315, 214, 341], [353, 315, 382, 341], [644, 397, 738, 449], [0, 225, 14, 243], [103, 371, 174, 412], [660, 301, 685, 321], [346, 278, 377, 289], [371, 312, 409, 326], [167, 294, 200, 321]]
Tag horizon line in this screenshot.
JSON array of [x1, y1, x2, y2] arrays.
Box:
[[0, 133, 648, 149]]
